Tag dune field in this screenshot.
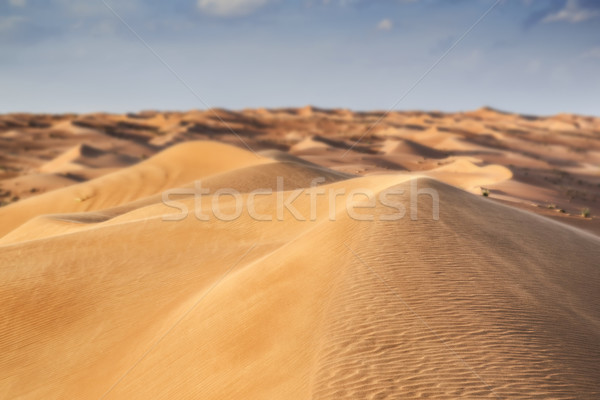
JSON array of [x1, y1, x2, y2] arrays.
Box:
[[1, 108, 599, 399]]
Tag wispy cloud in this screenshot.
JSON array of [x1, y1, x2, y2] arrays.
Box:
[[543, 0, 600, 23], [197, 0, 272, 17], [581, 47, 600, 59], [0, 16, 26, 32], [377, 18, 392, 31], [9, 0, 26, 7], [321, 0, 417, 7]]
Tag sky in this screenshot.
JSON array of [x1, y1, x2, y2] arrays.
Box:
[[0, 0, 599, 116]]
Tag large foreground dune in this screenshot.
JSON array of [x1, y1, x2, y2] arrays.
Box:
[[1, 109, 600, 399]]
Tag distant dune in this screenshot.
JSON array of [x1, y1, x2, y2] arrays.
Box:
[[1, 109, 599, 398], [1, 107, 598, 233]]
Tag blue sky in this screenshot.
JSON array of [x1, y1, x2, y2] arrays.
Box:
[[1, 0, 599, 115]]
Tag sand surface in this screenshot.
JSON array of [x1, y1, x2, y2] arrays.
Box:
[[1, 108, 599, 398]]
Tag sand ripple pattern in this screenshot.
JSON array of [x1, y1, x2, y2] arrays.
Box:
[[311, 180, 600, 399]]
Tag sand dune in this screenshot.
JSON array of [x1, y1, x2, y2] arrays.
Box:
[[425, 158, 513, 192], [381, 138, 447, 159], [39, 144, 138, 174], [1, 109, 600, 399], [0, 141, 271, 237], [2, 108, 599, 234]]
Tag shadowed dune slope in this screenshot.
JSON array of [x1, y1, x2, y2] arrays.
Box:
[[39, 144, 139, 173], [0, 140, 599, 399]]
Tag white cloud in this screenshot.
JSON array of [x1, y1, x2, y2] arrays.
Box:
[[377, 18, 393, 31], [543, 0, 600, 23], [9, 0, 26, 7], [197, 0, 271, 17]]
